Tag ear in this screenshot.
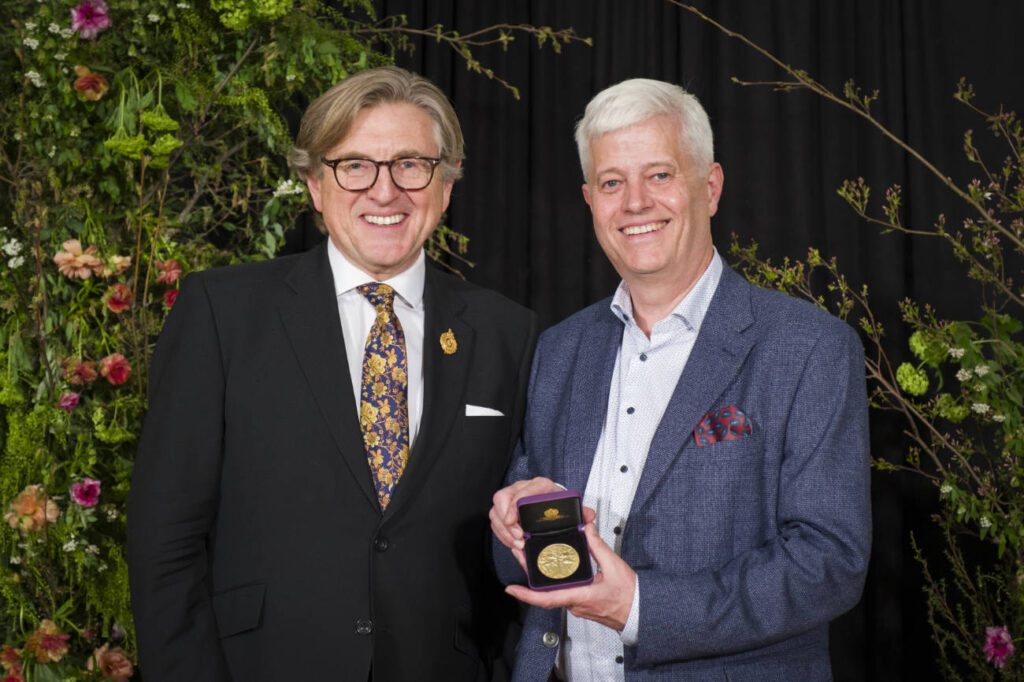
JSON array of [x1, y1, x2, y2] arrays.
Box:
[[581, 182, 592, 209], [306, 173, 324, 213], [706, 163, 724, 217], [441, 160, 461, 212]]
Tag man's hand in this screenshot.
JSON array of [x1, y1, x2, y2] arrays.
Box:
[[489, 477, 565, 570], [505, 521, 637, 631]]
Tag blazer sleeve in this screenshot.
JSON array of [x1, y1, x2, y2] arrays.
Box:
[[634, 322, 871, 664], [127, 273, 229, 680]]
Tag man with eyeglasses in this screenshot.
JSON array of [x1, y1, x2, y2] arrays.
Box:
[[128, 66, 537, 682]]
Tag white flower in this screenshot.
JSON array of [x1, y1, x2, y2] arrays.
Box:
[[23, 37, 39, 49], [25, 70, 44, 87], [939, 483, 953, 495], [972, 402, 990, 414], [24, 21, 37, 31], [48, 23, 61, 34], [85, 544, 100, 555], [69, 126, 80, 138], [974, 364, 990, 377], [98, 562, 108, 572], [8, 256, 25, 269], [272, 179, 305, 199], [9, 556, 21, 565], [62, 538, 78, 552], [105, 508, 117, 521], [3, 239, 23, 256], [948, 347, 966, 359], [60, 28, 73, 39], [286, 73, 296, 82], [148, 13, 160, 22], [980, 516, 992, 529], [177, 1, 190, 7], [956, 368, 972, 382], [993, 414, 1006, 423], [13, 132, 22, 141], [47, 146, 56, 159], [54, 51, 68, 61]]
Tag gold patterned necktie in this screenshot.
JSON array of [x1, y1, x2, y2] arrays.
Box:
[[357, 283, 409, 510]]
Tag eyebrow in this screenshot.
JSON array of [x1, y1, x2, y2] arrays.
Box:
[[332, 149, 435, 160], [595, 160, 678, 177]]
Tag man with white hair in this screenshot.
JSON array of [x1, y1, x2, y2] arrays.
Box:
[[490, 78, 871, 680]]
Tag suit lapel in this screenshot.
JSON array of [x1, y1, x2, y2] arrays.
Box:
[[562, 307, 622, 493], [277, 243, 378, 511], [629, 266, 756, 516], [383, 265, 473, 519]]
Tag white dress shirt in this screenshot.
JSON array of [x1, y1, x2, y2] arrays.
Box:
[[326, 241, 426, 448], [562, 250, 723, 681]]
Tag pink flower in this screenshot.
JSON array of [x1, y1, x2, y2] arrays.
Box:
[[155, 259, 181, 285], [63, 358, 98, 386], [99, 353, 131, 386], [163, 288, 178, 309], [71, 0, 112, 40], [95, 254, 131, 278], [23, 620, 69, 664], [103, 283, 133, 314], [58, 392, 80, 412], [70, 478, 101, 508], [87, 644, 134, 681], [4, 485, 59, 533], [0, 645, 22, 674], [53, 239, 103, 279], [985, 625, 1015, 669], [73, 65, 109, 101]]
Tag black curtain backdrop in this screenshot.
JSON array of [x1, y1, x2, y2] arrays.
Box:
[[287, 2, 1024, 678]]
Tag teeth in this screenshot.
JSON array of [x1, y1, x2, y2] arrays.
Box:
[[622, 222, 665, 236], [365, 214, 404, 226]]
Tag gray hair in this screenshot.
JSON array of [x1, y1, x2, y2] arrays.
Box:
[[574, 78, 714, 181], [288, 66, 464, 183]]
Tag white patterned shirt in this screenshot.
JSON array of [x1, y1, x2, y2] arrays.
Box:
[[562, 250, 723, 681]]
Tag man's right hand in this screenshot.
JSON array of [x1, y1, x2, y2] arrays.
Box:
[[490, 477, 566, 571]]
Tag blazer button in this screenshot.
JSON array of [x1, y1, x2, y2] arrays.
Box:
[[355, 619, 373, 635], [542, 631, 559, 648], [373, 537, 389, 552]]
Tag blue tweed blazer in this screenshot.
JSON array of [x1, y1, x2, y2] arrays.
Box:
[[496, 264, 871, 681]]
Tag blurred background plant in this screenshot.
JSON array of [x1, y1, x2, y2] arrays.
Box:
[[673, 2, 1024, 678], [0, 1, 584, 679]]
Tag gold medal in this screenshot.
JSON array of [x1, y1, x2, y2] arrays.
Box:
[[536, 542, 580, 580]]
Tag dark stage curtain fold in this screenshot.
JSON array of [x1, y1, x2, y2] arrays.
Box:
[[283, 2, 1024, 678]]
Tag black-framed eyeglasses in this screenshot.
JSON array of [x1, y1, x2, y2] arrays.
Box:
[[321, 156, 442, 191]]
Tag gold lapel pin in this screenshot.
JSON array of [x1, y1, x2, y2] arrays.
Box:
[[440, 328, 458, 355]]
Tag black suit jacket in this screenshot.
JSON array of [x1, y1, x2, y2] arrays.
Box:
[[128, 242, 537, 681]]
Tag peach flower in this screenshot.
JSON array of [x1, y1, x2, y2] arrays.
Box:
[[64, 358, 98, 386], [4, 485, 59, 533], [155, 259, 181, 285], [99, 353, 131, 386], [23, 620, 69, 663], [53, 239, 103, 279], [87, 644, 134, 681], [73, 65, 109, 101]]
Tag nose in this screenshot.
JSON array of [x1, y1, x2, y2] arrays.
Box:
[[623, 178, 653, 213], [366, 164, 401, 203]]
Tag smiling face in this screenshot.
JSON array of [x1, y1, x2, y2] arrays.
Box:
[[306, 102, 455, 280], [582, 114, 723, 293]]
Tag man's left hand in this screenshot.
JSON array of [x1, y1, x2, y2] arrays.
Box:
[[505, 520, 637, 631]]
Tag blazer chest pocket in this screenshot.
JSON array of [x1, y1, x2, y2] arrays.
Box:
[[212, 582, 266, 638]]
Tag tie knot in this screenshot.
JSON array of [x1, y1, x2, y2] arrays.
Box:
[[357, 282, 396, 311]]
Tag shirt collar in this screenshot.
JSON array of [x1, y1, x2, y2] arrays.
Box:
[[326, 239, 425, 309], [610, 248, 723, 334]]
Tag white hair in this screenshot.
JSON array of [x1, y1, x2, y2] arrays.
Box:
[[574, 78, 714, 181]]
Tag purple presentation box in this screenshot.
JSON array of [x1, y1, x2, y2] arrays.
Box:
[[517, 489, 594, 591]]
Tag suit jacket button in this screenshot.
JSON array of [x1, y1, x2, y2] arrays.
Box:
[[542, 631, 559, 648], [355, 619, 373, 635], [373, 537, 389, 552]]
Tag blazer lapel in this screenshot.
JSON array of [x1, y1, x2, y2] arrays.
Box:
[[277, 243, 378, 511], [561, 307, 622, 493], [629, 266, 756, 516], [383, 265, 473, 519]]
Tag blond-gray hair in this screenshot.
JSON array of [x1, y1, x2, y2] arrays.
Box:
[[288, 66, 464, 183]]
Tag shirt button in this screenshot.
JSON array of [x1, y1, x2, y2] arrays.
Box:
[[355, 619, 373, 635], [639, 353, 647, 361], [626, 407, 635, 415], [613, 526, 622, 535], [542, 631, 559, 648], [615, 655, 624, 664], [373, 537, 389, 552], [620, 465, 628, 473]]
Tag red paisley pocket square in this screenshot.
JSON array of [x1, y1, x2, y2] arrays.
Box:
[[694, 405, 753, 446]]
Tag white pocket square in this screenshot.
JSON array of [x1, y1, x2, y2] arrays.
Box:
[[465, 404, 504, 417]]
